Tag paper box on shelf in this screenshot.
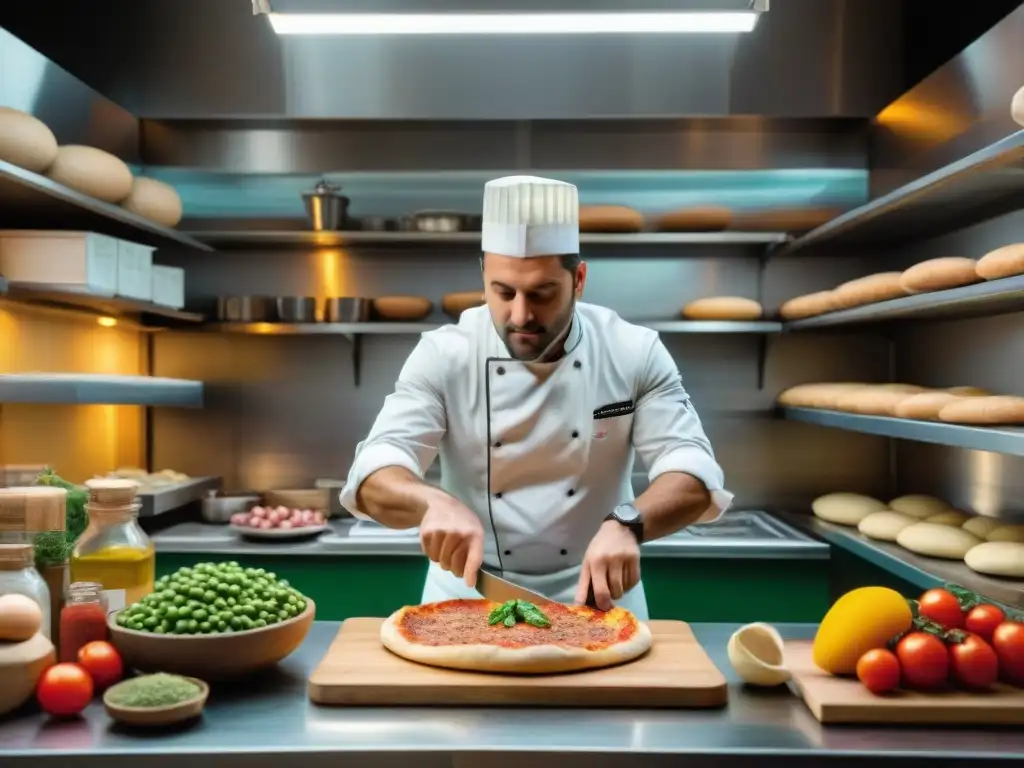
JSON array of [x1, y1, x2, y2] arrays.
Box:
[[152, 265, 185, 309], [116, 239, 154, 301], [0, 230, 118, 295]]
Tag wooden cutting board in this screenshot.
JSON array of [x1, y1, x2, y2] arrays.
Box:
[[308, 618, 728, 708], [786, 640, 1024, 725]]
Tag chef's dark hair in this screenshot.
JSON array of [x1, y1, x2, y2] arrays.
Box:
[[479, 254, 581, 273]]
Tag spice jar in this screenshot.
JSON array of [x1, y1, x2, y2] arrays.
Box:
[[0, 544, 51, 638], [59, 581, 108, 662]]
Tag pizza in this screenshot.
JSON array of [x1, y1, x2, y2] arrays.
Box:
[[379, 598, 653, 674]]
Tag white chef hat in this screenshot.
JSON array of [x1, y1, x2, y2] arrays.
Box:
[[481, 175, 579, 258]]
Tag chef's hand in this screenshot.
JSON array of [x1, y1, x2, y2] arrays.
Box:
[[419, 493, 485, 588], [575, 520, 641, 611]]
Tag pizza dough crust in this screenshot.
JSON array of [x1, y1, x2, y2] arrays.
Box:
[[46, 145, 134, 203], [962, 516, 1004, 539], [812, 492, 888, 526], [925, 510, 970, 526], [897, 522, 982, 560], [682, 296, 762, 321], [976, 243, 1024, 281], [833, 273, 907, 309], [899, 257, 980, 294], [120, 177, 183, 227], [987, 524, 1024, 543], [858, 510, 915, 542], [0, 107, 58, 173], [964, 542, 1024, 578], [380, 604, 653, 674], [730, 207, 838, 232], [654, 206, 732, 232], [938, 396, 1024, 425], [888, 494, 951, 519], [779, 291, 839, 320]]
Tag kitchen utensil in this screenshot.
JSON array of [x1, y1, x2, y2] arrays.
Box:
[[308, 619, 727, 707], [324, 297, 371, 324], [477, 566, 549, 605], [217, 296, 276, 322], [201, 490, 260, 524], [302, 179, 350, 231], [230, 523, 329, 540], [411, 210, 466, 233], [372, 296, 433, 321], [107, 600, 315, 681], [103, 676, 208, 727], [786, 640, 1024, 724], [276, 296, 317, 323]]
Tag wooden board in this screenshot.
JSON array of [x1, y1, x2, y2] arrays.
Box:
[[786, 640, 1024, 725], [308, 618, 728, 708]]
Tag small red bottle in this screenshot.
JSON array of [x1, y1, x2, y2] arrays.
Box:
[[59, 581, 108, 662]]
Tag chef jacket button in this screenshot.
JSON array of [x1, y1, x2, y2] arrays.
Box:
[[573, 360, 582, 369], [567, 489, 575, 497], [560, 549, 568, 556], [504, 549, 512, 556], [497, 366, 506, 375], [494, 441, 502, 448], [495, 492, 503, 499], [571, 430, 579, 438]]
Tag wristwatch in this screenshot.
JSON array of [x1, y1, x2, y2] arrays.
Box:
[[606, 502, 644, 544]]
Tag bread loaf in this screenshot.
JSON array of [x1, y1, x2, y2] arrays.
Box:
[[894, 392, 966, 420], [578, 206, 644, 233], [858, 510, 916, 542], [0, 107, 58, 172], [812, 492, 887, 526], [654, 206, 732, 232], [120, 177, 183, 227], [730, 207, 839, 233], [834, 385, 927, 416], [946, 386, 990, 397], [776, 383, 866, 409], [47, 145, 133, 203], [962, 516, 1004, 539], [889, 494, 951, 519], [976, 243, 1024, 281], [373, 296, 433, 321], [779, 291, 839, 320], [682, 296, 762, 321], [441, 291, 486, 318], [833, 273, 907, 309], [897, 522, 982, 559], [964, 541, 1024, 578], [899, 257, 980, 294], [938, 396, 1024, 424], [987, 524, 1024, 543], [1013, 84, 1024, 128], [925, 510, 970, 526]]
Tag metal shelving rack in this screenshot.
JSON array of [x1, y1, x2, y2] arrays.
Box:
[[0, 374, 204, 408]]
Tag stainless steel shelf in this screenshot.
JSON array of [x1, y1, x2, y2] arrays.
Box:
[[202, 320, 782, 335], [784, 274, 1024, 330], [138, 476, 221, 517], [776, 129, 1024, 254], [0, 374, 204, 407], [644, 321, 781, 333], [0, 282, 204, 326], [780, 406, 1024, 456], [0, 160, 213, 252], [183, 229, 790, 248]]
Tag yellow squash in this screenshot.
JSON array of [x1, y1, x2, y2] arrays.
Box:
[[812, 586, 913, 675]]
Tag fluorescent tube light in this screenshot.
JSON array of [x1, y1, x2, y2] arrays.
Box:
[[267, 12, 760, 36]]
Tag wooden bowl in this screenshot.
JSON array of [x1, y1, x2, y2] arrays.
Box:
[[373, 296, 433, 321], [103, 676, 209, 727], [0, 633, 56, 716], [107, 599, 315, 681]]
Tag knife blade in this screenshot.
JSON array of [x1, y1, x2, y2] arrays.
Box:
[[476, 566, 549, 605]]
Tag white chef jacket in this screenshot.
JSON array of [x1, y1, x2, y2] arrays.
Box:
[[339, 302, 732, 619]]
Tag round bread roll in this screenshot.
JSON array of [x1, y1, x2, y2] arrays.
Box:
[[945, 386, 990, 397], [47, 145, 133, 202], [938, 396, 1024, 424], [858, 510, 916, 542], [811, 492, 888, 526], [889, 494, 951, 519], [654, 206, 732, 232], [0, 107, 58, 172], [833, 273, 907, 309], [1013, 84, 1024, 128], [899, 257, 981, 294], [442, 291, 486, 317], [897, 522, 982, 559], [926, 510, 970, 526], [987, 524, 1024, 543], [372, 296, 433, 321], [579, 206, 643, 233], [976, 243, 1024, 281], [964, 542, 1024, 578], [779, 291, 839, 320], [893, 392, 966, 420], [834, 385, 927, 416], [776, 383, 866, 409], [120, 176, 183, 226], [730, 207, 838, 233], [962, 516, 1004, 539], [682, 297, 762, 321]]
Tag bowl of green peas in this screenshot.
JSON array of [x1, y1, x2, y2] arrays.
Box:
[[107, 561, 316, 680]]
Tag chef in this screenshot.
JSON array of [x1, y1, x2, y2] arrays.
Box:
[[340, 175, 732, 619]]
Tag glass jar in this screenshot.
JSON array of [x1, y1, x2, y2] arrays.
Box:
[[59, 581, 108, 662], [70, 501, 154, 611], [0, 543, 52, 639]]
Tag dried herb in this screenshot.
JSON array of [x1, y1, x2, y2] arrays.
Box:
[[105, 674, 201, 708]]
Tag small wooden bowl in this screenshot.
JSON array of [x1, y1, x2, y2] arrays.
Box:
[[373, 296, 433, 321], [107, 600, 315, 681], [103, 676, 209, 727]]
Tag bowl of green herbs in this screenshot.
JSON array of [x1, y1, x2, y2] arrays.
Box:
[[103, 673, 209, 727]]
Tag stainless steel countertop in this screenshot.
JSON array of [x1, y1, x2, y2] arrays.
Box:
[[151, 510, 829, 560], [2, 622, 1021, 768]]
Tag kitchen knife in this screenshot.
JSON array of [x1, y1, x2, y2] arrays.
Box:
[[476, 566, 549, 605]]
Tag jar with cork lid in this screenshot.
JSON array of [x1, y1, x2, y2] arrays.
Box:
[[70, 479, 154, 612], [0, 543, 51, 638]]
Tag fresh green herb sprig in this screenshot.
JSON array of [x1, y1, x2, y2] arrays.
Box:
[[487, 599, 551, 629], [30, 468, 89, 568]]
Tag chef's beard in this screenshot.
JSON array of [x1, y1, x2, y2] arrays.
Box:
[[501, 298, 576, 362]]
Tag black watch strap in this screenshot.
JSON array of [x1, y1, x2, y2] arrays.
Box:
[[607, 503, 644, 544]]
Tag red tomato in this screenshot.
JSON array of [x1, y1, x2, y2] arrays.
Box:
[[949, 634, 999, 689], [896, 632, 949, 689], [856, 648, 901, 694], [36, 663, 94, 717], [918, 588, 964, 629], [992, 621, 1024, 685], [77, 641, 123, 690], [965, 604, 1006, 642]]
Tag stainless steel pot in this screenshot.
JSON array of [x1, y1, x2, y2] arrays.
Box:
[[276, 296, 318, 323], [411, 210, 467, 233], [302, 179, 350, 231], [324, 297, 372, 323], [217, 296, 276, 322], [201, 490, 261, 524]]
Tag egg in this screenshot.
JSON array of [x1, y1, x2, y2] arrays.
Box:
[[0, 594, 43, 642]]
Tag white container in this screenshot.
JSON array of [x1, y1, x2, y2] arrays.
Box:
[[151, 265, 185, 309], [116, 239, 154, 301], [0, 545, 52, 640], [0, 230, 118, 295]]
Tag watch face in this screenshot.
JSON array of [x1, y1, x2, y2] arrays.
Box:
[[616, 504, 641, 523]]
